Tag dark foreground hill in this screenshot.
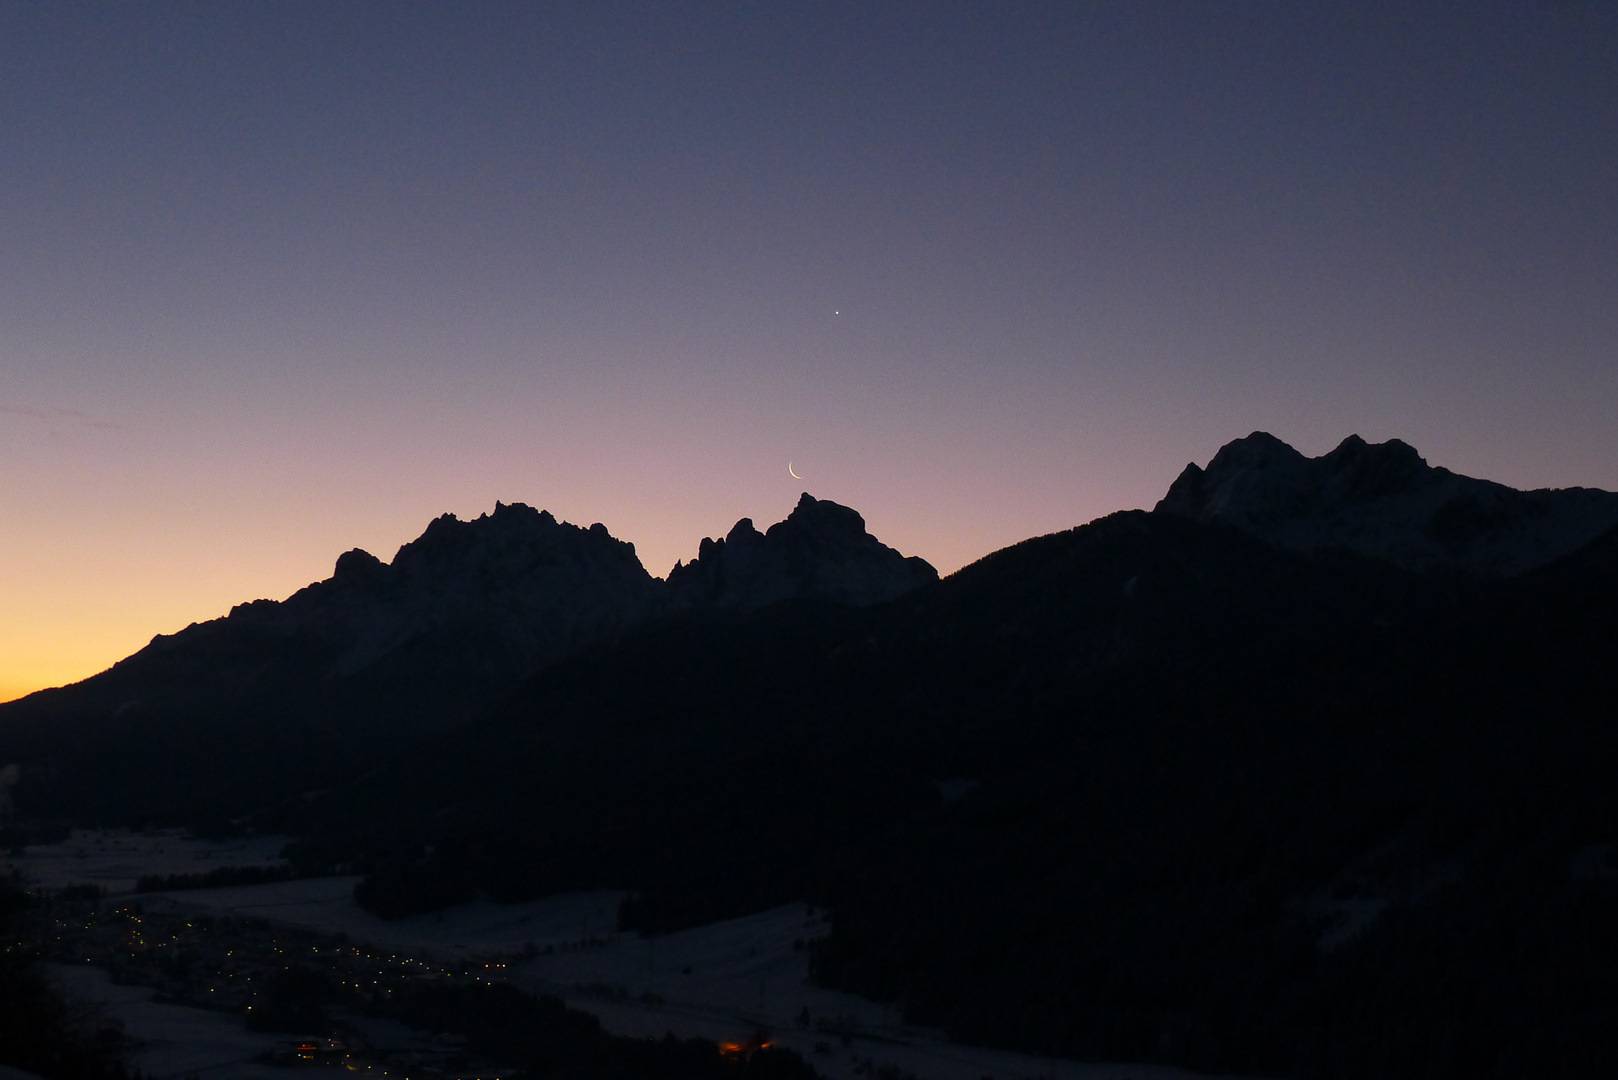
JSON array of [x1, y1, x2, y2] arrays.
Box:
[[278, 436, 1618, 1078]]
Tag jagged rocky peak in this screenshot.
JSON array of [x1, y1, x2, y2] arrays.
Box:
[[377, 501, 647, 590], [184, 501, 663, 682], [667, 492, 938, 609], [219, 502, 653, 619], [1157, 432, 1618, 575]]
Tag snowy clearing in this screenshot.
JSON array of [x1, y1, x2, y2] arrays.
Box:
[[9, 830, 1234, 1080]]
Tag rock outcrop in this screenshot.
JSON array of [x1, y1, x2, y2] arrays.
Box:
[[1156, 432, 1618, 575], [666, 493, 939, 609], [191, 501, 662, 680]]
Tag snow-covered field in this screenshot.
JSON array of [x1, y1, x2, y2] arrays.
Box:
[[43, 963, 297, 1080], [8, 831, 1231, 1080], [132, 874, 626, 962], [513, 904, 1214, 1080], [10, 828, 289, 895]]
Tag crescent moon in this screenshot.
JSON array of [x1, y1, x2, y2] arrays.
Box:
[[788, 462, 802, 480]]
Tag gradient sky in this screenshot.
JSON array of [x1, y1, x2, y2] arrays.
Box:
[[4, 2, 1616, 701]]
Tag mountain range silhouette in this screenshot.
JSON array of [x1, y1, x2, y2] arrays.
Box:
[[0, 493, 932, 817], [5, 433, 1618, 1078]]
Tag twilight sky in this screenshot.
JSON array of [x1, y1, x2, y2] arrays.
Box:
[[3, 2, 1617, 701]]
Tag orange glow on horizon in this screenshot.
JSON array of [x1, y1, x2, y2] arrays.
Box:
[[0, 481, 1136, 704]]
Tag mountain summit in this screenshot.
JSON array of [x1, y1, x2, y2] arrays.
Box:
[[1156, 432, 1618, 574], [666, 493, 939, 609], [0, 493, 936, 818], [225, 500, 661, 683]]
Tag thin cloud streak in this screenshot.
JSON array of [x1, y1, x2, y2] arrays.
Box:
[[1, 404, 122, 430]]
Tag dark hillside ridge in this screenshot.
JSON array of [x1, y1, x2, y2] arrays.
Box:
[[298, 506, 1618, 1078], [1158, 431, 1618, 574], [0, 495, 933, 822], [299, 508, 1446, 913]]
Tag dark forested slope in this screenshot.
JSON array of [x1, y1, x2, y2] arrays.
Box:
[[292, 505, 1618, 1077]]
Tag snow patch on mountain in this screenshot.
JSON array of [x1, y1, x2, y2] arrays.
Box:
[[1156, 432, 1618, 575]]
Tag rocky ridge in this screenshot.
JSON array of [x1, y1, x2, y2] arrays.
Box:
[[3, 494, 935, 730], [1156, 432, 1618, 575], [0, 494, 938, 820], [169, 501, 662, 681], [666, 493, 939, 609]]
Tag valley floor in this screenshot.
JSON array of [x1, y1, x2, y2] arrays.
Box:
[[6, 831, 1232, 1080]]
